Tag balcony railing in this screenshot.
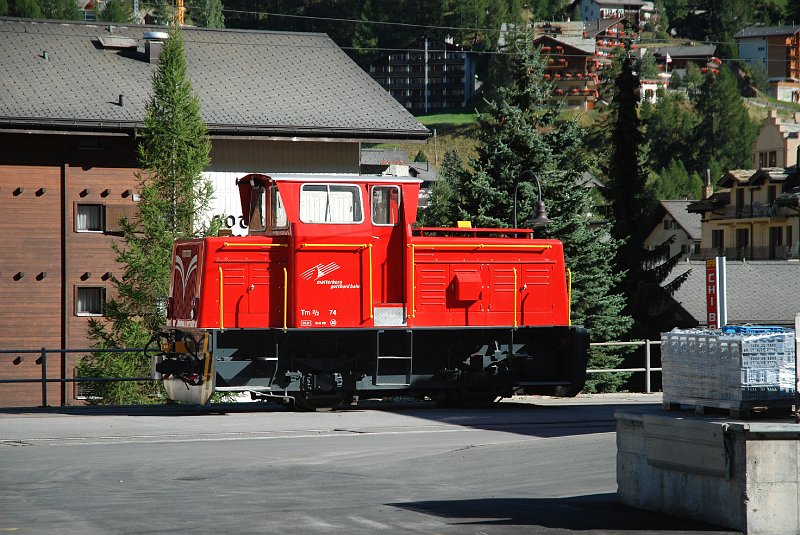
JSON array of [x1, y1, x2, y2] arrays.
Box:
[[692, 246, 796, 261]]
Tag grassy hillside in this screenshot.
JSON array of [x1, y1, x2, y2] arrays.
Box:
[[373, 111, 480, 170]]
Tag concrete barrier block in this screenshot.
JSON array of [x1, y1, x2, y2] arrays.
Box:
[[746, 482, 799, 534], [746, 440, 799, 483], [616, 419, 645, 454]]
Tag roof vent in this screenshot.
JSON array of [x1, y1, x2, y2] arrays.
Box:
[[144, 31, 168, 64], [143, 31, 169, 41]]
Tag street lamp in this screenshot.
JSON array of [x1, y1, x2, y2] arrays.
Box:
[[513, 170, 551, 229]]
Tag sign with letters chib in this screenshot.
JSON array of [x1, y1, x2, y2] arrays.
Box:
[[705, 257, 727, 329]]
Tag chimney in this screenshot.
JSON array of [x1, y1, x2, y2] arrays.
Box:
[[703, 169, 713, 200], [143, 31, 168, 64]]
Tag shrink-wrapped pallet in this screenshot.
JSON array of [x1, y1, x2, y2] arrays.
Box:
[[660, 327, 795, 403]]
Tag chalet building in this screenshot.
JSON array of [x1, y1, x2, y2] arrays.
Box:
[[532, 18, 636, 110], [0, 18, 428, 407], [735, 26, 800, 104], [688, 110, 800, 263], [751, 110, 800, 169], [574, 0, 645, 27], [365, 38, 477, 114], [688, 168, 799, 261], [644, 200, 701, 260], [652, 44, 718, 74]]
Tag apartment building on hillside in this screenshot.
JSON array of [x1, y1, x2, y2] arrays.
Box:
[[735, 26, 800, 103], [366, 39, 477, 114]]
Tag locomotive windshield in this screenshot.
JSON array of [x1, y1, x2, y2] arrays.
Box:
[[299, 184, 363, 224]]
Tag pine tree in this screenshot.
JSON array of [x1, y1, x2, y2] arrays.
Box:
[[9, 0, 42, 17], [652, 159, 703, 201], [41, 0, 81, 19], [692, 66, 758, 176], [446, 33, 631, 392], [190, 0, 224, 28], [417, 149, 461, 228], [78, 25, 217, 404], [98, 0, 132, 22], [788, 0, 800, 23], [605, 42, 688, 340], [641, 90, 699, 173]]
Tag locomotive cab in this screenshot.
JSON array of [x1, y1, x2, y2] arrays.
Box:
[[154, 173, 589, 408]]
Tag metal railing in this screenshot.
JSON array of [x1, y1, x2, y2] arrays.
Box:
[[1, 340, 664, 407], [588, 340, 662, 394], [0, 347, 153, 407]]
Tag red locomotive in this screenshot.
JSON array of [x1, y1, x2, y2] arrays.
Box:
[[152, 173, 589, 409]]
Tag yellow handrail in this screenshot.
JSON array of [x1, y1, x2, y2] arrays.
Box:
[[283, 266, 288, 331], [367, 244, 373, 319], [567, 267, 572, 326], [408, 244, 416, 318], [218, 266, 224, 331], [222, 242, 288, 248], [300, 243, 368, 248], [513, 267, 518, 329], [411, 243, 552, 250]]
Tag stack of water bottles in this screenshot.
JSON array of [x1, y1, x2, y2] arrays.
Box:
[[661, 326, 796, 402]]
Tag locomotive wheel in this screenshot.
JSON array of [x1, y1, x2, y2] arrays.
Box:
[[291, 391, 345, 412], [291, 372, 346, 412]]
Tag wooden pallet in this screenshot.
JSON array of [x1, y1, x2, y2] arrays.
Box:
[[662, 397, 794, 420]]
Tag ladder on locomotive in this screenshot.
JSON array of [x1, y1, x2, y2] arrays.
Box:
[[374, 329, 413, 386]]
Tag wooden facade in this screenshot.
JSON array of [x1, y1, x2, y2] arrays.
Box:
[[0, 133, 139, 407]]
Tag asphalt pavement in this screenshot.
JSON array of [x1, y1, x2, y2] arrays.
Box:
[[0, 393, 736, 534]]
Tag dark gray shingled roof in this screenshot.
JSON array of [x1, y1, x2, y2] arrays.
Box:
[[660, 200, 701, 240], [734, 26, 800, 39], [0, 18, 430, 141], [669, 261, 800, 326], [652, 44, 717, 58]]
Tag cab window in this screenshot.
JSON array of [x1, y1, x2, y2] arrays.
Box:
[[300, 184, 363, 224], [270, 186, 288, 229], [371, 185, 400, 226]]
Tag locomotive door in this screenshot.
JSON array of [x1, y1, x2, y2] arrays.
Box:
[[219, 260, 285, 328], [370, 185, 406, 324]]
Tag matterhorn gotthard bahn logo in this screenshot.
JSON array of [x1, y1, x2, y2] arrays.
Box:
[[301, 262, 340, 281], [300, 262, 360, 290]]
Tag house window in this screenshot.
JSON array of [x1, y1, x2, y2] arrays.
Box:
[[768, 151, 777, 167], [735, 188, 745, 212], [736, 228, 749, 249], [300, 184, 363, 224], [76, 204, 103, 232], [768, 185, 777, 205], [75, 287, 105, 316], [759, 152, 767, 168], [680, 244, 691, 255], [711, 229, 724, 249]]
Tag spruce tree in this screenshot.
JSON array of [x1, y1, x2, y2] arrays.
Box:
[[78, 25, 217, 404], [190, 0, 225, 28], [98, 0, 132, 22], [605, 42, 689, 340], [442, 33, 631, 392], [691, 66, 758, 177], [417, 150, 461, 228]]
